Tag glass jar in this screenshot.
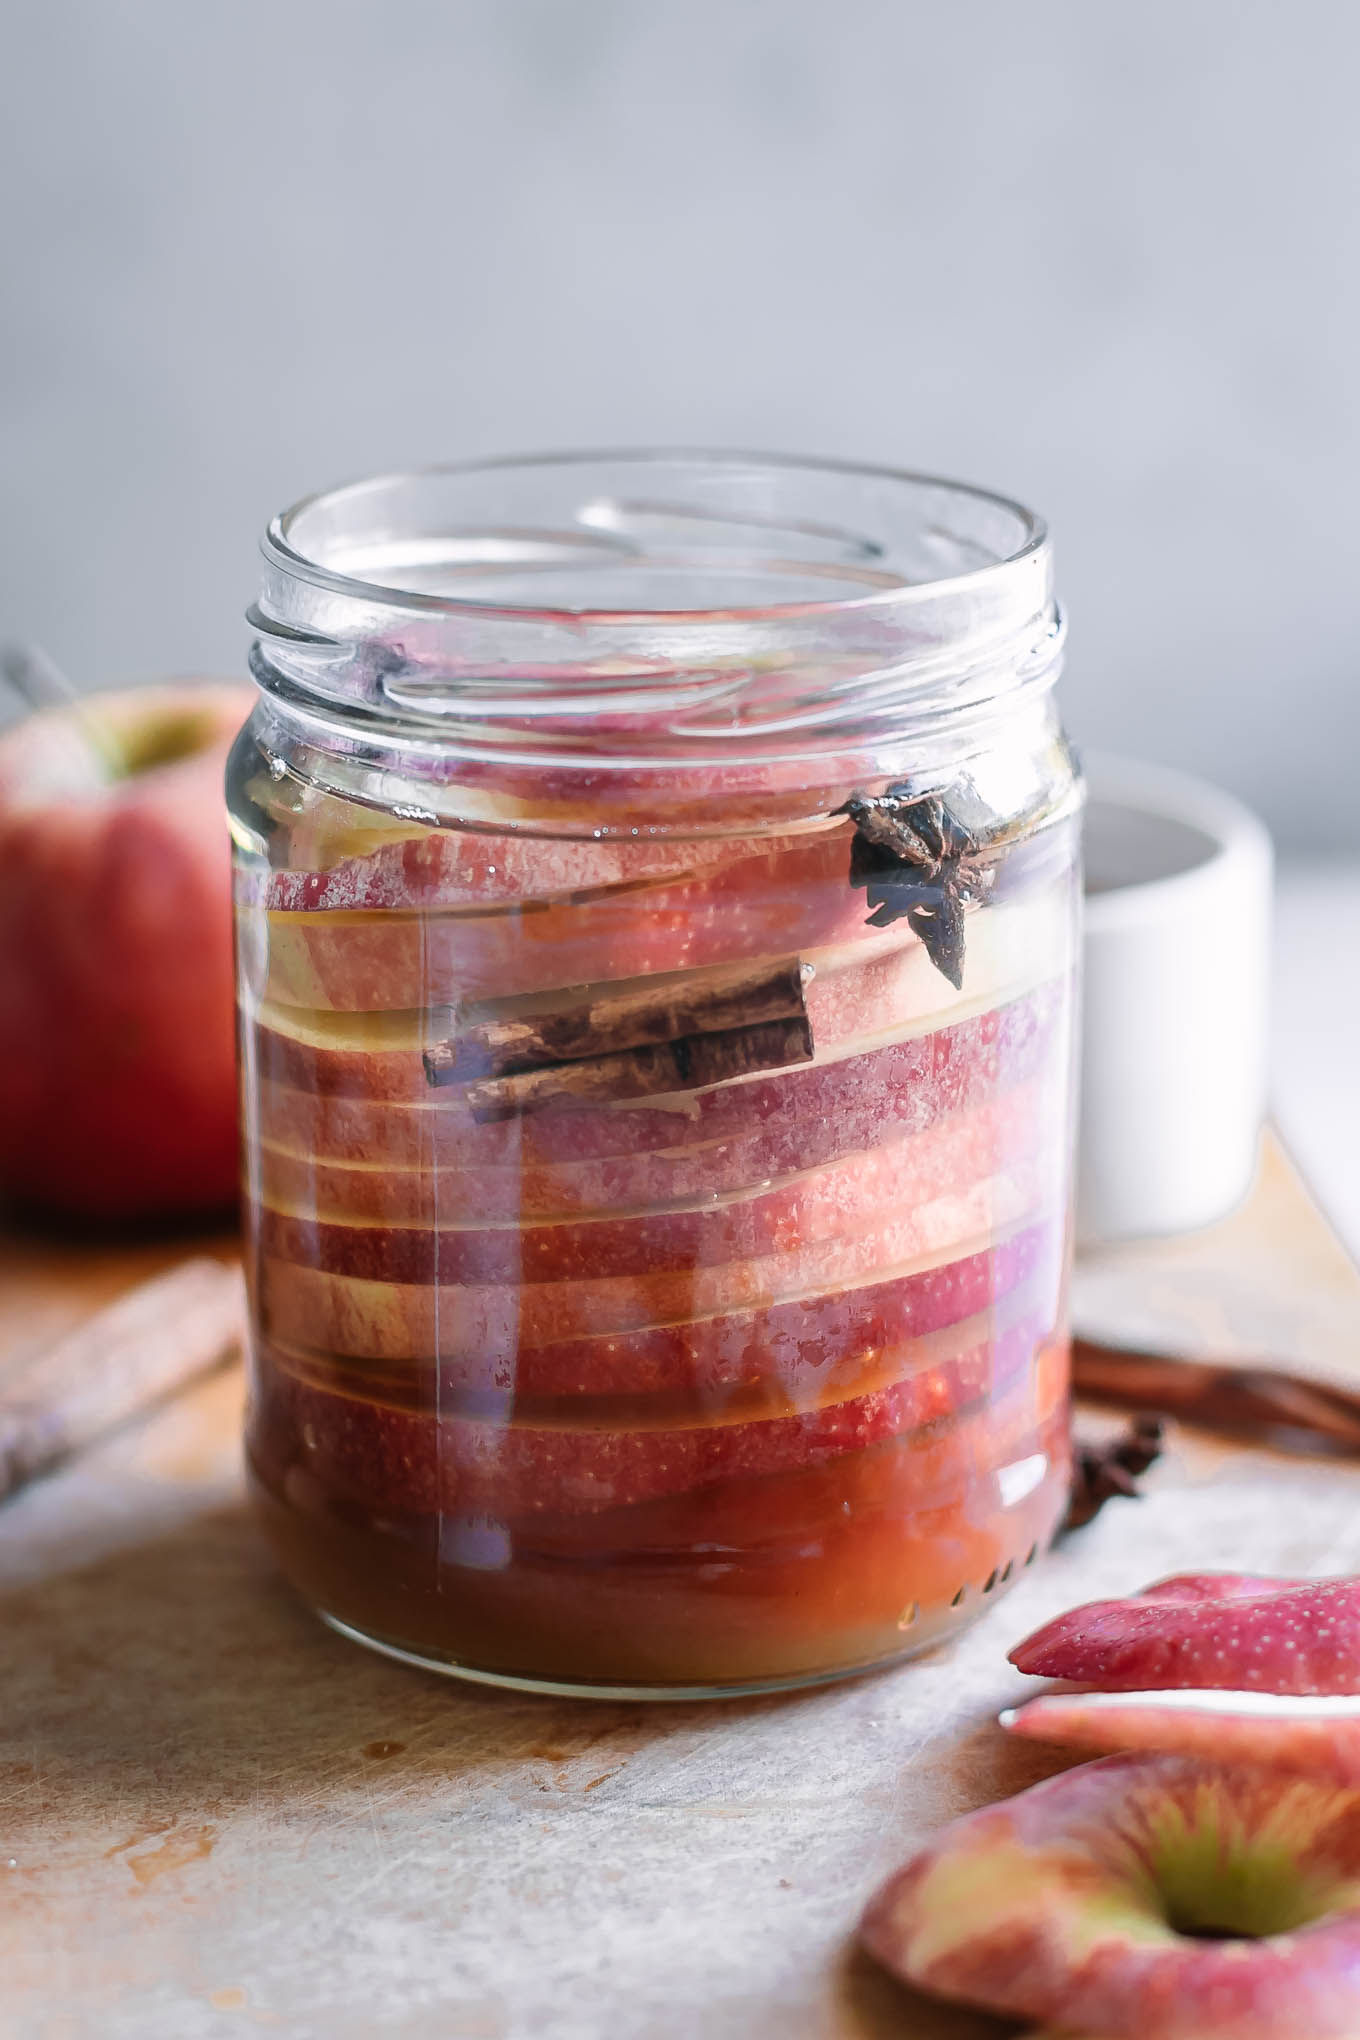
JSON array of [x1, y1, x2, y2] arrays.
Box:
[[231, 452, 1080, 1698]]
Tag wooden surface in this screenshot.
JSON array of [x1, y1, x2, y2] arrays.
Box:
[[4, 1141, 1360, 2040]]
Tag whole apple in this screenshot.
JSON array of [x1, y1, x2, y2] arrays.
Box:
[[0, 681, 253, 1220]]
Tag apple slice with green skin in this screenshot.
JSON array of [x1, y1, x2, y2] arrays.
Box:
[[861, 1752, 1360, 2040], [1009, 1573, 1360, 1695], [1003, 1689, 1360, 1783]]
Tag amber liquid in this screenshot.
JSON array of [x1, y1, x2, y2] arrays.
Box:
[[237, 783, 1077, 1693]]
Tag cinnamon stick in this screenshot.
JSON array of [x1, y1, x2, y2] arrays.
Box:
[[1073, 1336, 1360, 1457], [467, 1014, 815, 1123], [0, 1258, 246, 1502], [425, 956, 809, 1088]]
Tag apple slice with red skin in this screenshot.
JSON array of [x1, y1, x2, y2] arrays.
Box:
[[248, 1320, 1065, 1518], [255, 1080, 1053, 1283], [253, 893, 1068, 1126], [251, 989, 1066, 1212], [261, 1259, 1055, 1418], [0, 681, 252, 1217], [248, 983, 1063, 1192], [1003, 1688, 1360, 1784], [861, 1751, 1360, 2040], [257, 789, 1073, 1013], [260, 830, 870, 1010], [257, 1218, 1060, 1398], [1009, 1573, 1360, 1695], [261, 804, 836, 912], [255, 1154, 1054, 1351]]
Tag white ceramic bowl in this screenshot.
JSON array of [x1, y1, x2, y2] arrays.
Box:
[[1077, 754, 1274, 1247]]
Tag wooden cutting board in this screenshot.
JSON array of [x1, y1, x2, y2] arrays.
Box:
[[2, 1139, 1359, 2040]]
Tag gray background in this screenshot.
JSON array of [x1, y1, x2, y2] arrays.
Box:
[[2, 0, 1356, 845]]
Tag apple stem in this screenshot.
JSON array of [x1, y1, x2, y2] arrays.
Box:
[[0, 641, 78, 711], [0, 642, 121, 778]]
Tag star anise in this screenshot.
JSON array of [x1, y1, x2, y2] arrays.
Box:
[[1063, 1416, 1166, 1534], [837, 783, 995, 990]]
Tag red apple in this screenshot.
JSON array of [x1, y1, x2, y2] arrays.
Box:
[[0, 681, 252, 1218], [1009, 1573, 1360, 1695], [861, 1751, 1360, 2039], [1003, 1687, 1360, 1783]]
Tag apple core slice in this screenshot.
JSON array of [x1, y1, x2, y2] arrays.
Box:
[[1003, 1688, 1360, 1782], [861, 1751, 1360, 2039], [1008, 1573, 1360, 1695]]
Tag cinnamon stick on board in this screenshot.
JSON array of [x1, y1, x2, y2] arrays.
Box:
[[466, 1014, 815, 1124], [1072, 1336, 1360, 1457], [424, 956, 809, 1087], [0, 1257, 246, 1502]]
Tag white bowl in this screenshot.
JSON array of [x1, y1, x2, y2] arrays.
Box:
[[1077, 754, 1274, 1247]]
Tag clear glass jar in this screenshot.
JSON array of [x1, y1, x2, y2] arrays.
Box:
[[231, 452, 1080, 1698]]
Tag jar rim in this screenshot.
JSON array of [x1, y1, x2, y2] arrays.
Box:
[[261, 447, 1048, 627]]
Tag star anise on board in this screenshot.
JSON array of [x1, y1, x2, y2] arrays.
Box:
[[837, 783, 996, 989], [1063, 1417, 1167, 1534]]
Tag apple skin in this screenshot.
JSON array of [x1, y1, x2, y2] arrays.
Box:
[[861, 1751, 1360, 2040], [1009, 1573, 1360, 1695], [252, 990, 1063, 1209], [256, 1217, 1060, 1399], [0, 682, 253, 1219], [251, 979, 1062, 1156], [256, 1156, 1052, 1354], [255, 1080, 1053, 1283], [260, 829, 869, 1010], [1003, 1688, 1360, 1783], [248, 1317, 1064, 1517], [263, 804, 830, 912]]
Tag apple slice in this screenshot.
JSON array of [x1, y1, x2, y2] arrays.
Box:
[[260, 829, 868, 1010], [861, 1751, 1360, 2039], [257, 860, 1069, 1061], [1003, 1688, 1360, 1782], [249, 1320, 1063, 1517], [263, 1261, 1057, 1417], [254, 972, 1063, 1148], [256, 1156, 1054, 1351], [257, 1219, 1061, 1404], [254, 1080, 1054, 1281], [1009, 1573, 1360, 1695], [261, 800, 828, 911]]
